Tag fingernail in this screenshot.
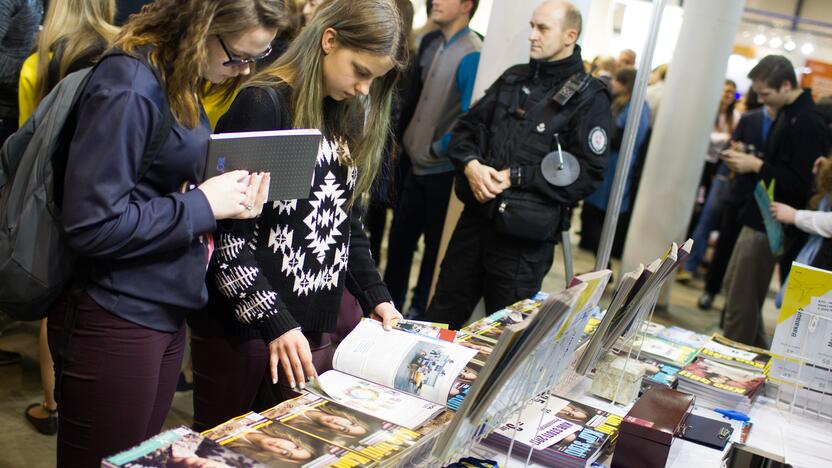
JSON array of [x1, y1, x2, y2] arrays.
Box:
[[272, 377, 277, 384], [290, 381, 296, 389], [299, 381, 306, 390]]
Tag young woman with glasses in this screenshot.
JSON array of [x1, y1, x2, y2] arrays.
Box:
[[49, 1, 284, 465]]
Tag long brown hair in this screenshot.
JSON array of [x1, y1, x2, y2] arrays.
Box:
[[34, 0, 119, 104], [612, 67, 636, 116], [113, 0, 286, 128], [245, 0, 408, 204]]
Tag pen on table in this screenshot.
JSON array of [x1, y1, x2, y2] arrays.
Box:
[[713, 408, 750, 422]]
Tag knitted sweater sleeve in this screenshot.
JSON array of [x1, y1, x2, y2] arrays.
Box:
[[212, 86, 300, 344], [345, 207, 394, 314]]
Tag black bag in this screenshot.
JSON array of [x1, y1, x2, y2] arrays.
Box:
[[492, 189, 562, 242], [0, 50, 172, 320]]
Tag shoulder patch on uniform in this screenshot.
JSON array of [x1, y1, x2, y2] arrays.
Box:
[[588, 127, 607, 155]]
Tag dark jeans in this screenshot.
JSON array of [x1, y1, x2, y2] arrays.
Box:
[[705, 202, 743, 295], [579, 203, 630, 259], [191, 330, 334, 432], [383, 171, 454, 312], [424, 209, 555, 329], [48, 293, 185, 468], [685, 175, 730, 273]]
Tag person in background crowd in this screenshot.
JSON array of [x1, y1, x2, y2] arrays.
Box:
[[698, 91, 771, 311], [771, 157, 832, 306], [424, 0, 612, 329], [0, 0, 44, 367], [720, 55, 831, 348], [48, 1, 279, 464], [189, 0, 405, 432], [677, 79, 740, 283], [617, 48, 636, 68], [364, 0, 415, 266], [581, 67, 650, 258], [817, 95, 832, 134], [590, 54, 616, 88], [16, 0, 120, 436], [384, 0, 481, 319], [645, 63, 667, 127]]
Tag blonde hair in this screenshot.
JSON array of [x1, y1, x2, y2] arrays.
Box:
[[113, 0, 287, 128], [245, 0, 408, 204], [34, 0, 119, 104], [811, 157, 832, 209]]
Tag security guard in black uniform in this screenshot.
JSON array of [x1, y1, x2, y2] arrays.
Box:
[[423, 0, 612, 329]]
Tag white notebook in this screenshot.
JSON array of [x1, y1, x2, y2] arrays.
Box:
[[204, 129, 322, 201]]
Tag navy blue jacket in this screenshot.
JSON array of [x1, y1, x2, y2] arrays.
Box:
[[62, 55, 216, 332]]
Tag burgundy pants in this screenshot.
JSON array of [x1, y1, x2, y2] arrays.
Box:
[[48, 293, 185, 468], [191, 330, 333, 432]]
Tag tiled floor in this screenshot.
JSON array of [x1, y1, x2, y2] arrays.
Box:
[[0, 225, 781, 467]]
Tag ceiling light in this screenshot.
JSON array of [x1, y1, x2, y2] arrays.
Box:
[[784, 40, 796, 51], [753, 34, 767, 45], [769, 37, 783, 48], [801, 43, 815, 55]]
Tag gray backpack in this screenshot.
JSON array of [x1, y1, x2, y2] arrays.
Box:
[[0, 51, 172, 320]]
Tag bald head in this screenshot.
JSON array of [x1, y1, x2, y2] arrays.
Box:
[[529, 0, 582, 62]]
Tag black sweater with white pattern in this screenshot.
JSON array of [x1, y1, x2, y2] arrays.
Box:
[[190, 85, 392, 343]]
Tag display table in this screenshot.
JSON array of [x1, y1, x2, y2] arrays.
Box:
[[461, 377, 830, 468]]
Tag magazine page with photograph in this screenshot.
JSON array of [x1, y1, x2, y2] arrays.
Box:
[[331, 319, 478, 406], [103, 426, 264, 468], [212, 412, 374, 468], [276, 399, 422, 463], [307, 370, 445, 430]]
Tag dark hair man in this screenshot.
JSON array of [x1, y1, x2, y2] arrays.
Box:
[[720, 55, 831, 347], [384, 0, 482, 317], [423, 0, 612, 329]]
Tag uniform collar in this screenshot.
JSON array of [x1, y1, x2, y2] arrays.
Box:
[[529, 45, 585, 82]]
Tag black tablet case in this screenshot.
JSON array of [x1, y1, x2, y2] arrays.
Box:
[[205, 129, 322, 201], [680, 413, 734, 450]]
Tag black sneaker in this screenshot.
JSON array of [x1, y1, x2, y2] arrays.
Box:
[[697, 293, 715, 310], [0, 350, 21, 366]]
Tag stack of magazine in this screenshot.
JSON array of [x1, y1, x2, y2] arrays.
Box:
[[677, 357, 766, 411], [481, 394, 622, 468], [202, 393, 426, 467], [102, 426, 264, 467]]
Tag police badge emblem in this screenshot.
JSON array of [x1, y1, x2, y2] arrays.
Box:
[[588, 126, 607, 155]]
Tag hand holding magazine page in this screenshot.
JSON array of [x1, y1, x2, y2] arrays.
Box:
[[308, 319, 476, 429]]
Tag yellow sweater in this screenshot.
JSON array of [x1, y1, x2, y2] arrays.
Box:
[[18, 53, 40, 127], [19, 52, 237, 130]]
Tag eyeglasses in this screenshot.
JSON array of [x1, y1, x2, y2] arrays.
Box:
[[217, 35, 272, 67]]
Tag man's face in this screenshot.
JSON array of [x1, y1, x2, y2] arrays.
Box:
[[528, 4, 573, 61], [752, 79, 791, 111], [618, 51, 635, 67], [431, 0, 470, 26]]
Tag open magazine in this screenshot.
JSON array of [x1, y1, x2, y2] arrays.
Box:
[[307, 319, 477, 429]]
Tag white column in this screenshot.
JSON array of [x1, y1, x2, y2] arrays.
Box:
[[620, 0, 745, 275]]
